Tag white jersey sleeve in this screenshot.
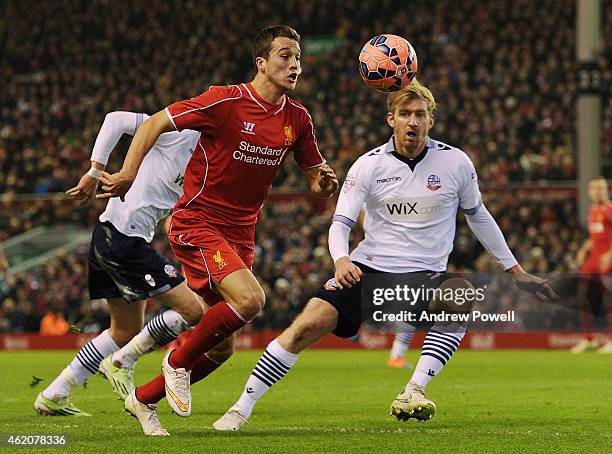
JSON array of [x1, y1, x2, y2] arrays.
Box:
[[455, 152, 517, 269], [458, 154, 482, 214], [465, 206, 518, 270], [90, 112, 149, 165], [328, 221, 352, 263], [333, 157, 370, 227]]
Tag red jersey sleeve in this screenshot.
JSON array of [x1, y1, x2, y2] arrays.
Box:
[[292, 105, 325, 170], [165, 85, 242, 132]]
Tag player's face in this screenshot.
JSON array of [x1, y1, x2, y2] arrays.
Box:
[[387, 98, 434, 156], [588, 179, 609, 204], [260, 37, 302, 92]]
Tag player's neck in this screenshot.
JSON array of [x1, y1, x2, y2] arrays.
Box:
[[250, 77, 287, 105], [394, 139, 427, 159]]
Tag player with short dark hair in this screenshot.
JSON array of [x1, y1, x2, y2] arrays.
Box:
[[98, 25, 338, 435], [213, 79, 556, 430]]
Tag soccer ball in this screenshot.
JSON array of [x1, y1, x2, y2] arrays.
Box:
[[358, 34, 418, 92]]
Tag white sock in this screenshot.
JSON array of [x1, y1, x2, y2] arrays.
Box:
[[390, 324, 416, 359], [233, 339, 298, 419], [112, 310, 188, 368], [410, 323, 465, 388], [43, 329, 119, 400]]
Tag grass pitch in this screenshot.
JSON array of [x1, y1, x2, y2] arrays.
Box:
[[1, 349, 611, 453]]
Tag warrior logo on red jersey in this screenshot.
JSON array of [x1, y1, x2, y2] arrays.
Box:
[[241, 121, 256, 135]]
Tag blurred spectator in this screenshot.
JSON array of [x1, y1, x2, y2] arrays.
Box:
[[39, 310, 69, 336], [0, 244, 8, 280]]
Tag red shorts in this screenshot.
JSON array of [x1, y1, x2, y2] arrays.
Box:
[[582, 255, 611, 274], [168, 224, 254, 304]]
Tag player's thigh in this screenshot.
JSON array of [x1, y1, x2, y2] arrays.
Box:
[[169, 233, 262, 315], [153, 280, 204, 324], [278, 297, 339, 354], [107, 297, 146, 345]]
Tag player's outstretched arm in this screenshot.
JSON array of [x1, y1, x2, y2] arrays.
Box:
[[305, 164, 339, 198], [67, 111, 144, 204], [506, 264, 558, 301], [97, 110, 174, 200], [465, 206, 558, 301]]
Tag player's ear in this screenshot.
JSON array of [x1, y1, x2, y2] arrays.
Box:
[[386, 111, 395, 128], [256, 56, 267, 74], [429, 113, 435, 129]]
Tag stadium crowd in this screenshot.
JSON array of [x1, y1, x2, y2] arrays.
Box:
[[0, 0, 609, 332]]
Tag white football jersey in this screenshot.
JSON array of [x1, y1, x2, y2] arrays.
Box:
[[334, 136, 482, 272], [100, 118, 200, 242]]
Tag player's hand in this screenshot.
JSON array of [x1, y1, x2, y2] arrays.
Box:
[[575, 248, 588, 266], [507, 265, 558, 301], [334, 256, 363, 289], [96, 170, 136, 202], [313, 164, 339, 198], [65, 173, 99, 204]]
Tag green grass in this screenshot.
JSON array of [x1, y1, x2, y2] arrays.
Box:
[[1, 349, 611, 453]]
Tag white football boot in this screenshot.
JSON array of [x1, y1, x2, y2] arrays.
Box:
[[213, 407, 249, 431], [124, 390, 169, 436], [99, 356, 135, 400], [34, 392, 91, 417], [162, 349, 191, 417], [390, 382, 436, 422]]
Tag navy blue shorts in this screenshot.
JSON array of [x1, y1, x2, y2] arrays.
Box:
[[313, 262, 446, 338], [88, 221, 184, 303]]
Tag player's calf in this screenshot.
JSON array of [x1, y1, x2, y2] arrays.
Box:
[[155, 281, 205, 325], [428, 277, 476, 326], [206, 336, 234, 363]]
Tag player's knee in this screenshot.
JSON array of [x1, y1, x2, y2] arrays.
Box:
[[285, 316, 330, 351], [108, 325, 140, 347], [207, 337, 234, 363], [231, 286, 266, 320], [177, 302, 204, 325], [429, 277, 476, 313]]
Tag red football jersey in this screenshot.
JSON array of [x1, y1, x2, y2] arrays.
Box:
[[166, 83, 324, 241], [587, 201, 612, 257]]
